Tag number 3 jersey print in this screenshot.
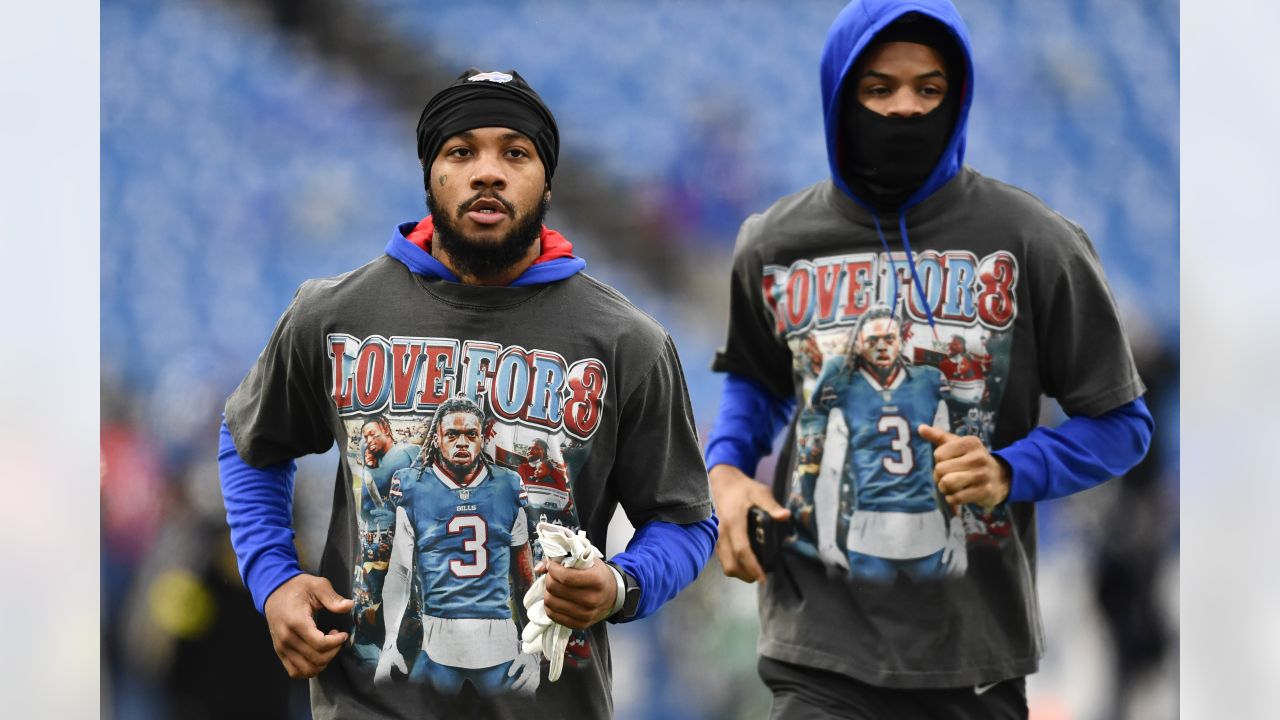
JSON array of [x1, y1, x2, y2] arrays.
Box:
[[225, 222, 711, 719], [714, 171, 1144, 687]]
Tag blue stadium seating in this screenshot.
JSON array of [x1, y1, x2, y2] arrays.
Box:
[[103, 0, 1178, 456]]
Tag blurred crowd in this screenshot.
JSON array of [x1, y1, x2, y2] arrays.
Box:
[[101, 0, 1179, 717]]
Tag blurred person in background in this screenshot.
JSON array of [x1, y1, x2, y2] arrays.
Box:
[[1090, 336, 1178, 719], [109, 409, 302, 719], [705, 0, 1153, 717], [217, 67, 716, 719]]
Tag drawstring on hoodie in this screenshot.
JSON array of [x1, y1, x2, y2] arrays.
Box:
[[871, 212, 938, 337]]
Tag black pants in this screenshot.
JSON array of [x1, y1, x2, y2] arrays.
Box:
[[759, 656, 1028, 720]]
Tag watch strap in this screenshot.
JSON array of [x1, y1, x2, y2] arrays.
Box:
[[604, 560, 640, 621], [606, 562, 627, 616]]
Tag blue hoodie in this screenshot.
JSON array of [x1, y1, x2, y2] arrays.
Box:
[[821, 0, 974, 213], [705, 0, 1151, 503]]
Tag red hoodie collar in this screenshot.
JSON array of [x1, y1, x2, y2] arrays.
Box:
[[405, 216, 576, 264]]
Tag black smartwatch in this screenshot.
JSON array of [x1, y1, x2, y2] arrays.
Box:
[[605, 561, 641, 623]]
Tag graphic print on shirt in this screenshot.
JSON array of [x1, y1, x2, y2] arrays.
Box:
[[761, 249, 1017, 583], [327, 334, 606, 696]]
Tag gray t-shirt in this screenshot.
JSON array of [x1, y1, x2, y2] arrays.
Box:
[[227, 254, 711, 719], [714, 169, 1144, 688]]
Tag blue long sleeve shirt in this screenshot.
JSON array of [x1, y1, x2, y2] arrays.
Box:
[[219, 421, 716, 617], [704, 372, 1152, 502]]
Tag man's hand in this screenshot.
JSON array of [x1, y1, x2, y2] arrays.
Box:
[[539, 559, 616, 629], [709, 464, 790, 583], [506, 651, 541, 695], [262, 573, 353, 679], [918, 425, 1011, 509]]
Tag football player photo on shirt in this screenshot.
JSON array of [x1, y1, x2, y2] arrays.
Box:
[[766, 251, 1017, 584], [330, 334, 605, 698]]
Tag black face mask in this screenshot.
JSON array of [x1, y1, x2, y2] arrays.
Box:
[[839, 92, 955, 211]]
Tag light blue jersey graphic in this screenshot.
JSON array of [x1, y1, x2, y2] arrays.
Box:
[[394, 463, 529, 619], [836, 364, 949, 513], [808, 357, 960, 581]]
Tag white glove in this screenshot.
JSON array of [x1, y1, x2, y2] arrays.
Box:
[[506, 651, 541, 695], [942, 510, 969, 577], [374, 643, 406, 686], [520, 522, 603, 682]]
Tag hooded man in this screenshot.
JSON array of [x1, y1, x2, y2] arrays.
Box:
[[706, 1, 1154, 716], [219, 68, 717, 720]]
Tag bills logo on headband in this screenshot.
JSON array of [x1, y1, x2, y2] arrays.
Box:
[[468, 71, 513, 84]]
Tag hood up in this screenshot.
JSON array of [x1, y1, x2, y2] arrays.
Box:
[[821, 0, 975, 211], [819, 0, 975, 330]]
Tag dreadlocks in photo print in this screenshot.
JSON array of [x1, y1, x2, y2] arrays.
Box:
[[333, 336, 606, 698], [766, 250, 1018, 584]]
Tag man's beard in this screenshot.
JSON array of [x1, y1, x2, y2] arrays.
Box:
[[439, 456, 480, 478], [858, 355, 900, 384], [428, 189, 549, 279]]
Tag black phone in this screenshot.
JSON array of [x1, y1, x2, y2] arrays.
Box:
[[747, 506, 783, 572]]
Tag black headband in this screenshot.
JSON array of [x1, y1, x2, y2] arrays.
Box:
[[416, 68, 560, 185]]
